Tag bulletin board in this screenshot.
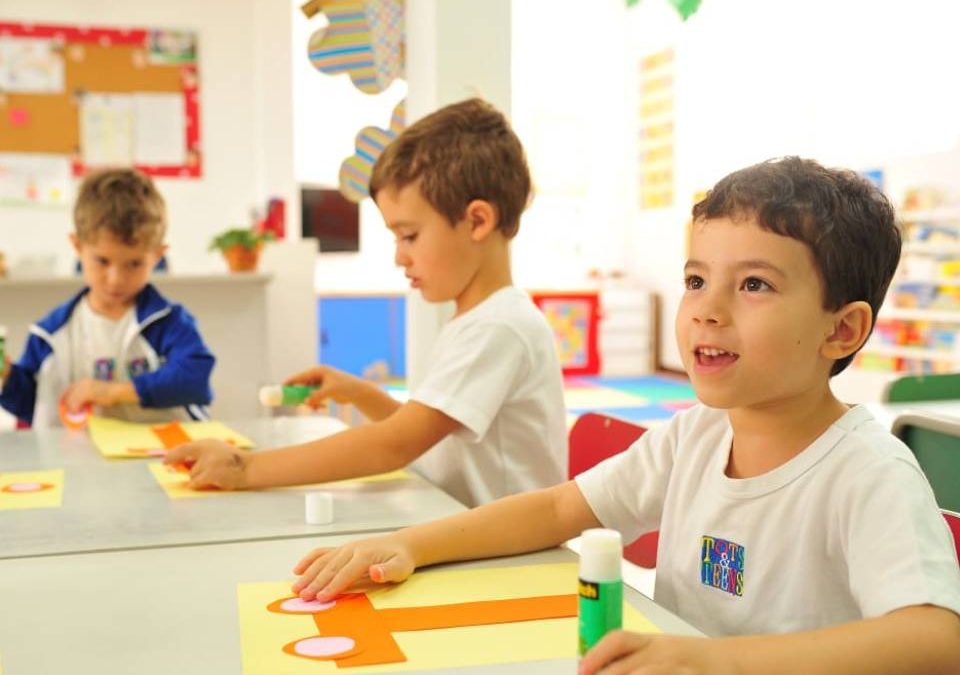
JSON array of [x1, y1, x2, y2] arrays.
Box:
[[0, 20, 201, 199], [531, 291, 601, 376]]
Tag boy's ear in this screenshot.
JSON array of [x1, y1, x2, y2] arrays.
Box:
[[463, 199, 498, 241], [69, 233, 81, 255], [821, 300, 873, 361]]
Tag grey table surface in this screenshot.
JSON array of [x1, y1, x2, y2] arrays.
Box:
[[0, 534, 702, 675], [0, 416, 466, 559]]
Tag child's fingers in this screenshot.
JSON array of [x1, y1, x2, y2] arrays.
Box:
[[296, 548, 359, 600], [284, 366, 327, 387], [313, 555, 374, 602], [163, 443, 196, 465], [369, 557, 411, 584], [292, 546, 334, 576]]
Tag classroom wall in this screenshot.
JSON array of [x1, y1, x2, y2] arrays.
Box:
[[0, 0, 297, 274]]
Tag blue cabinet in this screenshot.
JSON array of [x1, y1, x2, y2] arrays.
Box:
[[317, 295, 406, 378]]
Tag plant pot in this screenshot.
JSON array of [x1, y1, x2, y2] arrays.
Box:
[[222, 243, 262, 272]]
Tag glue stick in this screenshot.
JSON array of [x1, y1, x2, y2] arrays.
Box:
[[0, 325, 6, 368], [258, 384, 316, 407], [578, 528, 623, 657]]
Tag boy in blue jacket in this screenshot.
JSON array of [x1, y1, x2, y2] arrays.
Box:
[[0, 168, 214, 428]]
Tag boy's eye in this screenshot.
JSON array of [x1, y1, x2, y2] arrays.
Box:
[[684, 275, 704, 290], [399, 233, 417, 243], [742, 277, 772, 292], [127, 261, 144, 270]]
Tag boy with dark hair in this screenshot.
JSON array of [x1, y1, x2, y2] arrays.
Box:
[[0, 168, 215, 427], [165, 98, 567, 507], [290, 157, 960, 674]]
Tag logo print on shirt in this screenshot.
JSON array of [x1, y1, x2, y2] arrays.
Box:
[[700, 535, 744, 597], [94, 358, 116, 381], [127, 358, 149, 378]]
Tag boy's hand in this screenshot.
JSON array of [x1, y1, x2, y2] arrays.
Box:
[[285, 365, 364, 409], [291, 533, 416, 602], [163, 439, 250, 490], [62, 379, 112, 411], [579, 631, 735, 675]]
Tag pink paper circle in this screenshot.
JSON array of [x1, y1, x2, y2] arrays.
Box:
[[293, 636, 355, 658], [279, 597, 336, 613], [2, 482, 49, 493]]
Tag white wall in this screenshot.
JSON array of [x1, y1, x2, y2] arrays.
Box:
[[0, 0, 297, 274]]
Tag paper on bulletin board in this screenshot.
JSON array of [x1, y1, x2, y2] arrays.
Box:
[[0, 36, 64, 93], [88, 416, 254, 458], [0, 152, 71, 206], [134, 93, 186, 165], [80, 93, 134, 167], [0, 469, 64, 510], [238, 563, 660, 673]]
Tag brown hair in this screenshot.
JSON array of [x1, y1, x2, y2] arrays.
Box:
[[74, 168, 166, 246], [369, 97, 531, 238], [692, 156, 901, 375]]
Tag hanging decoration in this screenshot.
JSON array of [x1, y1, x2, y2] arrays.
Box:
[[301, 0, 404, 94], [338, 99, 405, 202], [626, 0, 702, 21]]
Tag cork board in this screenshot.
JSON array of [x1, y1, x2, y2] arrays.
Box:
[[0, 21, 201, 178]]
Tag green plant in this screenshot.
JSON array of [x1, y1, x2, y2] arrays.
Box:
[[208, 228, 275, 252]]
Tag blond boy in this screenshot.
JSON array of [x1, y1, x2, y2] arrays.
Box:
[[0, 169, 215, 427], [165, 98, 567, 507], [290, 158, 960, 674]]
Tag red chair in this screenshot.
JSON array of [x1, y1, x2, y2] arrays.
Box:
[[568, 412, 659, 568], [944, 510, 960, 564]]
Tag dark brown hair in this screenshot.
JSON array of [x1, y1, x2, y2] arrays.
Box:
[[369, 97, 531, 238], [74, 168, 166, 246], [692, 156, 901, 375]]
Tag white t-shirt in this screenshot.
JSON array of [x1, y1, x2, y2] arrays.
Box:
[[411, 286, 567, 507], [63, 298, 181, 423], [577, 404, 960, 636]]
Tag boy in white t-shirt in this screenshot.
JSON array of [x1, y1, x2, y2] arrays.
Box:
[[164, 98, 567, 507], [288, 157, 960, 674], [0, 169, 214, 428]]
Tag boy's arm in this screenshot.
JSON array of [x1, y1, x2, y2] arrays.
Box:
[[285, 365, 400, 422], [133, 307, 214, 409], [165, 400, 459, 489], [581, 605, 960, 675], [292, 480, 602, 601]]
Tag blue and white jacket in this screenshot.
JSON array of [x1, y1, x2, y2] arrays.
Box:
[[0, 284, 215, 428]]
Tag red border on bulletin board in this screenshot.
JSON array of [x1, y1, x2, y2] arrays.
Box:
[[531, 292, 601, 376], [0, 21, 202, 178]]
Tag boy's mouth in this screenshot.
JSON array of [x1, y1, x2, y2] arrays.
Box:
[[694, 346, 739, 367]]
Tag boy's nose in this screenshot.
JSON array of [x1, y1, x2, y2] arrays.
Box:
[[692, 294, 728, 325]]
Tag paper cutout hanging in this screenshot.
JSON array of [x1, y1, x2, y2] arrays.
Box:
[[339, 98, 405, 202], [301, 0, 404, 94], [626, 0, 702, 21], [0, 469, 64, 510], [88, 416, 253, 458], [238, 563, 660, 673]]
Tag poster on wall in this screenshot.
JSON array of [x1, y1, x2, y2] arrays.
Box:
[[0, 152, 71, 207], [638, 48, 675, 209], [0, 21, 201, 195]]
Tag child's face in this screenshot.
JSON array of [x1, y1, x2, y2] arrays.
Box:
[[676, 216, 838, 412], [71, 231, 165, 317], [376, 183, 483, 308]]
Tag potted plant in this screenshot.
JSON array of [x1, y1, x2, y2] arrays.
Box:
[[208, 228, 275, 272]]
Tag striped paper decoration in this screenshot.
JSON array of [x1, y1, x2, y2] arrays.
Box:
[[339, 98, 405, 202], [305, 0, 403, 94]]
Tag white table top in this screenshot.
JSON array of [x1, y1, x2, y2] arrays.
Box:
[[863, 399, 960, 430], [0, 534, 701, 675], [0, 416, 465, 559]]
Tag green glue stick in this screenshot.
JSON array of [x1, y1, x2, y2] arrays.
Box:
[[258, 384, 316, 407], [578, 528, 623, 657]]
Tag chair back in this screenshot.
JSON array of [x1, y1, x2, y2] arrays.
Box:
[[568, 412, 659, 568], [892, 413, 960, 513], [883, 373, 960, 403], [943, 510, 960, 566]]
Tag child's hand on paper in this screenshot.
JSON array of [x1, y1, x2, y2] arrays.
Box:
[[285, 365, 364, 409], [579, 630, 732, 675], [164, 439, 249, 490], [291, 533, 416, 602]]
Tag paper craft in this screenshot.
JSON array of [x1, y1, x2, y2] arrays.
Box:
[[0, 469, 64, 510], [238, 562, 660, 673], [148, 462, 410, 500], [88, 416, 253, 458]]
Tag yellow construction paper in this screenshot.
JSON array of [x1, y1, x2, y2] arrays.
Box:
[[88, 416, 254, 458], [0, 469, 64, 510], [238, 562, 660, 673], [147, 463, 411, 500]]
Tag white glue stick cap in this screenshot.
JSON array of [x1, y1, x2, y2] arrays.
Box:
[[579, 528, 623, 581], [259, 385, 283, 407], [305, 491, 334, 525]]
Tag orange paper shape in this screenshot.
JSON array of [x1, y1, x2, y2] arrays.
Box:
[[267, 592, 576, 667]]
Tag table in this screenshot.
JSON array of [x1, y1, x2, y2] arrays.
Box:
[[0, 416, 465, 559], [863, 400, 960, 430], [0, 534, 702, 675]]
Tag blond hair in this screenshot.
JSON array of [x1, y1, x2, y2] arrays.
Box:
[[74, 168, 166, 246]]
